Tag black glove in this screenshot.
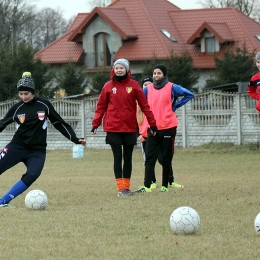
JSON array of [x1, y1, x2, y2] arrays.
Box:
[[150, 126, 158, 134], [91, 126, 98, 133]]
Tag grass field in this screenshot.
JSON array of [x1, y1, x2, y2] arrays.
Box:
[[1, 143, 260, 260]]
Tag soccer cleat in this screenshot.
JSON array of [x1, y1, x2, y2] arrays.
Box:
[[0, 203, 16, 208], [160, 186, 168, 192], [150, 182, 157, 189], [170, 182, 184, 189], [117, 189, 134, 197], [135, 186, 152, 193]]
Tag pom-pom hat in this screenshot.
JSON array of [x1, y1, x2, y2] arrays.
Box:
[[17, 72, 35, 94]]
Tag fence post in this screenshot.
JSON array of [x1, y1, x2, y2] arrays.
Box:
[[81, 100, 85, 138], [236, 93, 242, 145], [182, 105, 187, 148]]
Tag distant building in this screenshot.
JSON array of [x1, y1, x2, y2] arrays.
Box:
[[35, 0, 260, 90]]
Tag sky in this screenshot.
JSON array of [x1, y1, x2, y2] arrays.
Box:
[[34, 0, 202, 20]]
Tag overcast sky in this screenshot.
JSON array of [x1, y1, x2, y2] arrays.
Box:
[[34, 0, 202, 20]]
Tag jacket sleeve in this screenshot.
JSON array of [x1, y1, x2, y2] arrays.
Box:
[[172, 84, 194, 112], [47, 101, 81, 144], [248, 75, 260, 100], [92, 85, 109, 127], [0, 106, 16, 133], [136, 87, 156, 127]]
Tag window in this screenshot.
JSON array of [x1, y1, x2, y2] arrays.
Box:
[[94, 33, 112, 67], [160, 29, 177, 43], [201, 30, 219, 53], [205, 37, 215, 52]]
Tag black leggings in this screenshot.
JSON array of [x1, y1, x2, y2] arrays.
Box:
[[0, 142, 46, 187], [110, 144, 134, 179]]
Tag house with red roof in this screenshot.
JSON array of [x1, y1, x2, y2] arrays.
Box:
[[34, 0, 260, 90]]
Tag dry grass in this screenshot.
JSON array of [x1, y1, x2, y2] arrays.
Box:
[[1, 143, 260, 260]]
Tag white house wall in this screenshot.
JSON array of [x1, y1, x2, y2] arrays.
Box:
[[83, 16, 122, 68]]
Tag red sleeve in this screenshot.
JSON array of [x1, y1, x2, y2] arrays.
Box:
[[248, 74, 260, 100], [92, 83, 109, 127]]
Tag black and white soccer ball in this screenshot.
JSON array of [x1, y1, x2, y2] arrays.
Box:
[[25, 189, 48, 210], [170, 206, 200, 235]]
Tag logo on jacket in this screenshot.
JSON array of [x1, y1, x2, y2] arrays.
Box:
[[112, 87, 117, 94], [0, 148, 8, 160], [37, 111, 45, 121], [17, 114, 25, 123], [126, 87, 132, 93]]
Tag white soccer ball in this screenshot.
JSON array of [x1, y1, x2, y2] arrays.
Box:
[[254, 212, 260, 235], [25, 189, 48, 210], [170, 206, 200, 235]]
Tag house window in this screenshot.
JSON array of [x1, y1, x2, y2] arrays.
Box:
[[205, 37, 215, 52], [94, 33, 112, 67], [200, 30, 219, 53], [160, 29, 177, 43]]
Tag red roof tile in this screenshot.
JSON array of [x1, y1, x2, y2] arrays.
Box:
[[171, 7, 260, 68], [35, 1, 260, 69], [68, 7, 138, 41]]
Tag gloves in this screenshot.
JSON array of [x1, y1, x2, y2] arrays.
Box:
[[91, 126, 98, 133], [150, 126, 158, 134]]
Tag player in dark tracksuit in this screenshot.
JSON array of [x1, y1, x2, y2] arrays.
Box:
[[0, 72, 86, 208]]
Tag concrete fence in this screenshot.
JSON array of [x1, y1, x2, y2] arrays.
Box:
[[0, 91, 259, 150]]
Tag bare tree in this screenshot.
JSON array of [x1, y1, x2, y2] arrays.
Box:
[[0, 0, 34, 50], [199, 0, 260, 20], [31, 7, 69, 49], [0, 0, 71, 50], [89, 0, 112, 9]]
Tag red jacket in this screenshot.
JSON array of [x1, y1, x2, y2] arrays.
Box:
[[92, 72, 156, 133], [248, 71, 260, 113]]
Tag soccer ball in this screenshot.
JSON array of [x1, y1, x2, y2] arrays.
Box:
[[25, 189, 48, 210], [170, 206, 200, 235], [254, 212, 260, 235]]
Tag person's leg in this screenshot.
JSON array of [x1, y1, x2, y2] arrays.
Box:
[[0, 143, 27, 205], [143, 132, 160, 188], [21, 150, 46, 187], [160, 128, 175, 188], [0, 143, 24, 176], [158, 141, 174, 184], [110, 144, 123, 192], [122, 144, 134, 190], [0, 150, 46, 205], [168, 167, 174, 184]]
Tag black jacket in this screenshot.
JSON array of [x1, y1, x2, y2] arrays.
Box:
[[0, 97, 81, 151]]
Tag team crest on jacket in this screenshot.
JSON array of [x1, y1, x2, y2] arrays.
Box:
[[0, 148, 8, 160], [126, 87, 132, 93], [17, 114, 25, 123], [37, 111, 45, 121]]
